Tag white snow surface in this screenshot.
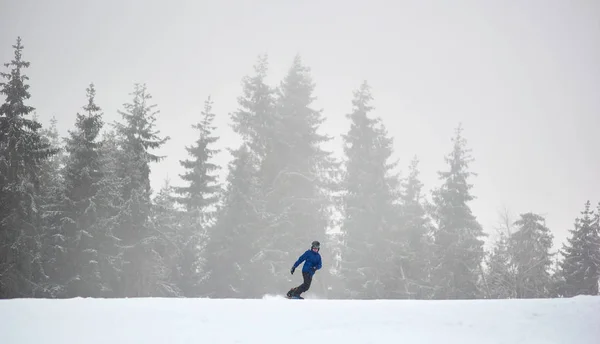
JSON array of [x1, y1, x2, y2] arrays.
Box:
[[2, 294, 599, 343]]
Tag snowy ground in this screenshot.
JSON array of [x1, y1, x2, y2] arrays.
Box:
[[1, 294, 599, 343]]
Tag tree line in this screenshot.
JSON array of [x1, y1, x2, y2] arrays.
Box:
[[1, 37, 598, 299]]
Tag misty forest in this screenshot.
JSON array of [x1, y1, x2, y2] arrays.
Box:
[[1, 37, 599, 301]]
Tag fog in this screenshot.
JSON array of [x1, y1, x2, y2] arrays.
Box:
[[1, 0, 599, 299]]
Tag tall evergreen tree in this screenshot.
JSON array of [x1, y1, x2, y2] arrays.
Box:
[[112, 83, 170, 297], [204, 144, 262, 297], [547, 255, 565, 298], [429, 124, 485, 299], [396, 156, 434, 299], [59, 83, 113, 297], [150, 178, 184, 297], [481, 210, 517, 299], [0, 37, 58, 297], [256, 55, 337, 296], [173, 96, 221, 296], [175, 96, 221, 217], [483, 232, 517, 299], [509, 212, 554, 298], [558, 201, 600, 296], [37, 116, 67, 297], [215, 56, 275, 297], [338, 81, 400, 299], [39, 116, 65, 173], [94, 129, 126, 296], [230, 54, 276, 161]]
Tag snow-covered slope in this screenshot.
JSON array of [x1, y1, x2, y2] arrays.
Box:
[[2, 294, 599, 343]]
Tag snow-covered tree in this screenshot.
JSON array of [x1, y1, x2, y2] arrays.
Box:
[[481, 210, 517, 299], [230, 54, 276, 161], [0, 37, 58, 297], [510, 212, 554, 298], [93, 129, 126, 296], [204, 144, 262, 297], [111, 83, 171, 297], [429, 124, 486, 299], [396, 156, 434, 299], [39, 116, 65, 173], [484, 232, 517, 299], [36, 116, 68, 297], [56, 83, 117, 297], [173, 96, 221, 296], [558, 201, 600, 296], [255, 55, 337, 295], [150, 179, 184, 297], [223, 55, 276, 297], [338, 81, 401, 299]]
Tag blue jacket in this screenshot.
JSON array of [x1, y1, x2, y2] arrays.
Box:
[[293, 249, 322, 276]]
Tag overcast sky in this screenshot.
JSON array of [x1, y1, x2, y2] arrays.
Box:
[[1, 0, 599, 251]]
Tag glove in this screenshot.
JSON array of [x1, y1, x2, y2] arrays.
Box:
[[290, 267, 295, 275]]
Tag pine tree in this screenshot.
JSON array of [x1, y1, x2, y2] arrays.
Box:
[[39, 116, 65, 173], [256, 55, 337, 296], [204, 144, 262, 297], [547, 255, 565, 298], [396, 156, 434, 299], [150, 179, 184, 297], [37, 116, 67, 297], [509, 212, 554, 298], [230, 54, 276, 161], [58, 83, 114, 297], [94, 129, 126, 296], [558, 201, 600, 296], [218, 56, 275, 297], [112, 83, 170, 297], [429, 124, 485, 299], [338, 81, 400, 299], [0, 37, 58, 297], [484, 232, 517, 299], [173, 96, 221, 296]]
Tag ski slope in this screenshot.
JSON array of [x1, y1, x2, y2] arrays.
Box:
[[2, 294, 599, 343]]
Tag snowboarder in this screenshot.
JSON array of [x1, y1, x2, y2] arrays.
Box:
[[286, 240, 322, 299]]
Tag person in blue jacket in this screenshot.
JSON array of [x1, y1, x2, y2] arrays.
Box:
[[286, 241, 322, 298]]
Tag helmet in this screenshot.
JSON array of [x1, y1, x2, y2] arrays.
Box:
[[311, 241, 320, 250]]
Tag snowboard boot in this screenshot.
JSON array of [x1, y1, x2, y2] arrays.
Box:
[[286, 288, 297, 298]]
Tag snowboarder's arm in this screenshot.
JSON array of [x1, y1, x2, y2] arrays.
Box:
[[292, 251, 309, 269], [316, 255, 322, 270]]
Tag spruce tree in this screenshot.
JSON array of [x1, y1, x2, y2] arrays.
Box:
[[429, 124, 485, 299], [37, 116, 67, 297], [256, 55, 337, 296], [94, 129, 126, 296], [338, 81, 400, 299], [39, 116, 65, 172], [58, 83, 113, 297], [175, 96, 221, 217], [204, 144, 262, 297], [558, 201, 600, 296], [548, 255, 565, 298], [396, 156, 434, 299], [509, 212, 554, 298], [173, 96, 221, 296], [221, 57, 275, 297], [0, 37, 58, 297], [484, 232, 517, 299], [112, 83, 170, 297], [230, 54, 276, 161], [151, 179, 184, 297]]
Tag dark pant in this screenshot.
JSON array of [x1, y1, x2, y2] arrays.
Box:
[[290, 272, 313, 296]]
